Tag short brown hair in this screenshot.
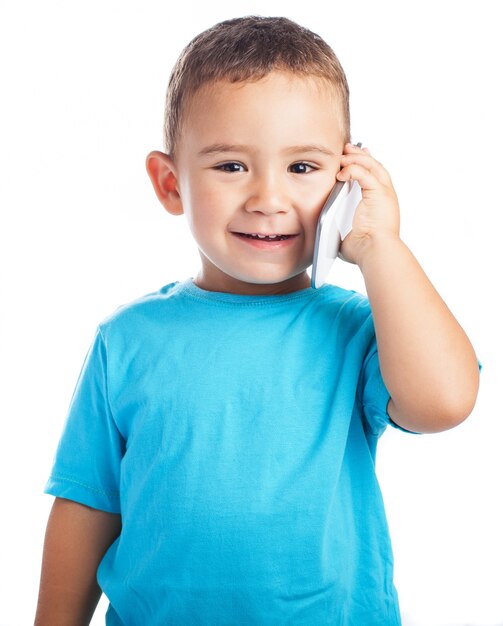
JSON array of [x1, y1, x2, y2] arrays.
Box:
[[164, 16, 350, 155]]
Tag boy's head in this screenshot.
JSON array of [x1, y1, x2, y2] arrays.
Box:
[[164, 16, 350, 157], [147, 17, 352, 295]]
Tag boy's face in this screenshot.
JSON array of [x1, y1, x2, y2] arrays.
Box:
[[166, 71, 345, 295]]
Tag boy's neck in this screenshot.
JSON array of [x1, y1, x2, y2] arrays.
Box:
[[193, 269, 312, 296]]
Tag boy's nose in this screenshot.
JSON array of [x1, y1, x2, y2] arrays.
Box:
[[244, 175, 289, 215]]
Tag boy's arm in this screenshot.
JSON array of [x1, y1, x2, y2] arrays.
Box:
[[338, 144, 480, 434], [34, 497, 121, 626], [359, 237, 479, 433]]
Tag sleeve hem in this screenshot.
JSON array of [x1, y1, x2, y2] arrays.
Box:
[[45, 476, 121, 514]]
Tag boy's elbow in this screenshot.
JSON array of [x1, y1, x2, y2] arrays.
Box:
[[390, 359, 481, 433], [431, 395, 477, 432], [390, 377, 480, 434], [391, 402, 472, 434]]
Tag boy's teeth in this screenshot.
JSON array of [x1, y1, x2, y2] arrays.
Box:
[[239, 232, 292, 241]]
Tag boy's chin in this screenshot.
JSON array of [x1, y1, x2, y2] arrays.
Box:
[[227, 270, 311, 293], [197, 255, 312, 294]]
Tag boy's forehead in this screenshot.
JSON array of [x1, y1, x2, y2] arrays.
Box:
[[180, 72, 345, 150]]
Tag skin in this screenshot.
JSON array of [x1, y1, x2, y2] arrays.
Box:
[[35, 70, 480, 625], [34, 498, 121, 625]]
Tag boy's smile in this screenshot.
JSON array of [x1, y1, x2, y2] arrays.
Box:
[[149, 71, 346, 295]]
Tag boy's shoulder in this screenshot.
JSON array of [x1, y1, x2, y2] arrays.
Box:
[[316, 282, 370, 308], [99, 280, 184, 330], [315, 283, 374, 331]]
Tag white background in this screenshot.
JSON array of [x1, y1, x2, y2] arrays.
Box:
[[1, 1, 501, 624]]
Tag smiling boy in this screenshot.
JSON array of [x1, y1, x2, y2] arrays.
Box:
[[151, 72, 344, 295], [35, 16, 479, 626]]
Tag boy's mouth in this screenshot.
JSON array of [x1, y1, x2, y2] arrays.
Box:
[[231, 231, 299, 250], [233, 232, 296, 241]]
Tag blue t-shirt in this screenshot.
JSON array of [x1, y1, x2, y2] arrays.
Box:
[[46, 279, 405, 625]]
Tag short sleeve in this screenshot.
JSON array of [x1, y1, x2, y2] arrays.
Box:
[[44, 327, 124, 513], [360, 334, 416, 437]]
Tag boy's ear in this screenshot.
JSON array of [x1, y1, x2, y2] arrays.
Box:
[[145, 151, 184, 216]]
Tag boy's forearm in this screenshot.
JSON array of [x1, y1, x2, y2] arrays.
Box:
[[35, 498, 121, 626], [358, 236, 479, 433]]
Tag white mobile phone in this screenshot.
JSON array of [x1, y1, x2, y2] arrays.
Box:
[[311, 145, 363, 289]]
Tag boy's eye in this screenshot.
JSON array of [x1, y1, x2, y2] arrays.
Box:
[[215, 162, 245, 173], [289, 162, 316, 174]]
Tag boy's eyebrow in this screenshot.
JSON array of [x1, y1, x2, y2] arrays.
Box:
[[198, 144, 248, 157], [284, 144, 336, 157], [198, 143, 336, 157]]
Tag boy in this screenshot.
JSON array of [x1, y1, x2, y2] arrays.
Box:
[[35, 16, 479, 626]]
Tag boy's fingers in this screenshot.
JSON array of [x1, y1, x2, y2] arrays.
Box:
[[336, 163, 379, 190], [340, 154, 391, 186]]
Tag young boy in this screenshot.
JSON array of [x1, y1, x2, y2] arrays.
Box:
[[35, 16, 480, 626]]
